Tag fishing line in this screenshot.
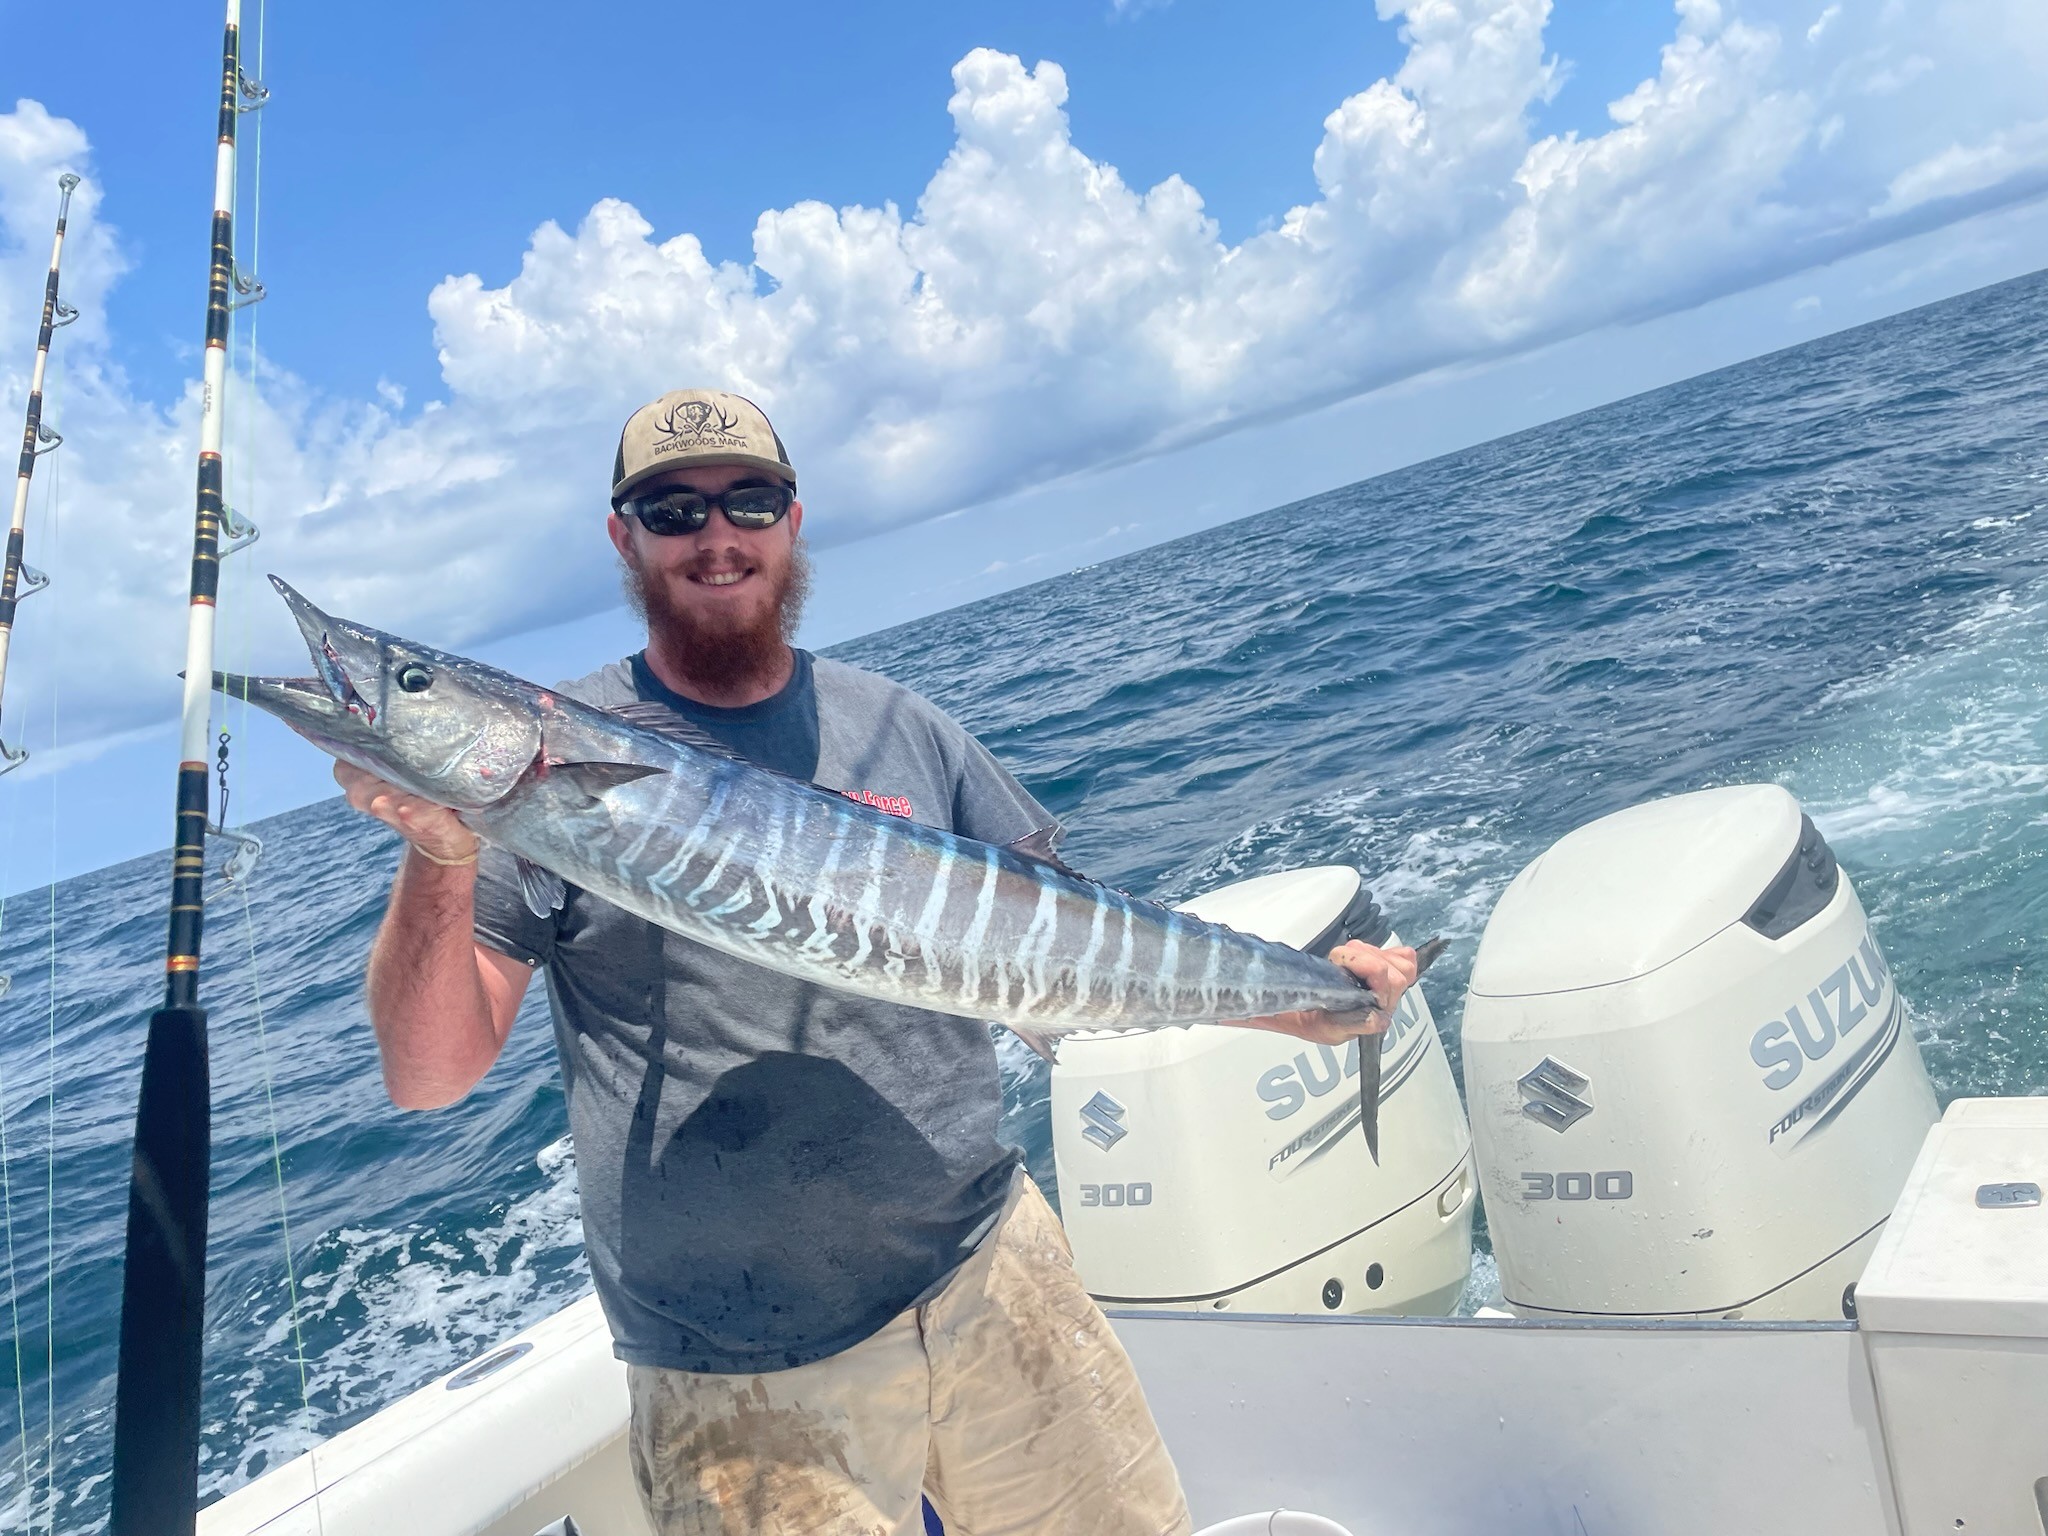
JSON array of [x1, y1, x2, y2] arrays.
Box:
[[0, 756, 25, 1527], [0, 329, 71, 1532], [34, 343, 65, 1533], [225, 0, 322, 1482], [0, 254, 37, 1536], [0, 929, 34, 1524]]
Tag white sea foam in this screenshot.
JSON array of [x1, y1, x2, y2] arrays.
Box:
[[1167, 782, 1515, 948], [1456, 1251, 1503, 1317], [1801, 585, 2048, 845], [208, 1135, 590, 1497]]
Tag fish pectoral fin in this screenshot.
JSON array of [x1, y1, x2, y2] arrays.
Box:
[[1006, 1023, 1062, 1066], [550, 759, 669, 797], [516, 858, 569, 919]]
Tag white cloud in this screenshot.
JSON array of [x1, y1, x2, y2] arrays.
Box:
[[1879, 120, 2048, 216], [3, 0, 2048, 747]]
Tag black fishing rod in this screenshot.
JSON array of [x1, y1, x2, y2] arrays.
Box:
[[0, 171, 80, 774], [109, 2, 265, 1526]]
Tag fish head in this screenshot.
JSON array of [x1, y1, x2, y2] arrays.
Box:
[[214, 576, 545, 811]]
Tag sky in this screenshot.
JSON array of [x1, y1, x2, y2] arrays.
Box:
[[1, 0, 2046, 885]]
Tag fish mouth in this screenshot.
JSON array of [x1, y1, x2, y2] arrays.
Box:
[[210, 577, 385, 740], [211, 670, 353, 746], [271, 575, 381, 722]]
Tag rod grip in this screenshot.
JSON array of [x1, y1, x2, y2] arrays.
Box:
[[109, 1004, 211, 1536]]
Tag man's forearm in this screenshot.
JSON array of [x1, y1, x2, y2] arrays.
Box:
[[367, 850, 504, 1109]]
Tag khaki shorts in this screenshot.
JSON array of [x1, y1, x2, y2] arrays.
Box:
[[627, 1175, 1192, 1536]]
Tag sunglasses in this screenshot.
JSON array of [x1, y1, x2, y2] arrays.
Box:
[[619, 483, 794, 535]]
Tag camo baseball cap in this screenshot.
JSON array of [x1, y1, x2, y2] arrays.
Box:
[[611, 388, 796, 505]]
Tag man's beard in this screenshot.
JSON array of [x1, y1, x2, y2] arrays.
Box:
[[621, 539, 813, 697]]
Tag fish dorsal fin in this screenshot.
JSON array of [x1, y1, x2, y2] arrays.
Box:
[[515, 857, 568, 919], [600, 699, 822, 789], [604, 700, 752, 763], [1005, 826, 1089, 882]]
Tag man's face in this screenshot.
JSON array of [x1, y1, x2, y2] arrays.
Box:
[[608, 462, 806, 636]]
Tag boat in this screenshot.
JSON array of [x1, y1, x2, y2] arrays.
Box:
[[195, 783, 2048, 1535], [76, 6, 2048, 1533]]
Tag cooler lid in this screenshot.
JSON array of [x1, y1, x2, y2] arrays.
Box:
[[1857, 1098, 2048, 1340], [1468, 784, 1805, 997]]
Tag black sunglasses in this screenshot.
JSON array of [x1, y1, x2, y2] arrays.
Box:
[[619, 483, 794, 535]]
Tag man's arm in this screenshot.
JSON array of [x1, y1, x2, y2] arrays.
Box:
[[338, 762, 534, 1110]]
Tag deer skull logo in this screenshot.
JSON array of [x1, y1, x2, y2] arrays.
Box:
[[655, 398, 742, 447]]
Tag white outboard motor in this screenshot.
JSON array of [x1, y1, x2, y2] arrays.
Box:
[[1052, 867, 1475, 1318], [1463, 785, 1939, 1320]]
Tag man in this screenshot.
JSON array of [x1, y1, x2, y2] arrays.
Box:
[[340, 388, 1418, 1536]]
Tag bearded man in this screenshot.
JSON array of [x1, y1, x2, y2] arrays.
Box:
[[339, 388, 1418, 1536]]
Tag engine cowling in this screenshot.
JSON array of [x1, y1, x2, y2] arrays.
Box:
[[1052, 866, 1475, 1318], [1462, 784, 1939, 1320]]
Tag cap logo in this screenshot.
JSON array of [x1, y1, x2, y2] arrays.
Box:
[[654, 398, 747, 454]]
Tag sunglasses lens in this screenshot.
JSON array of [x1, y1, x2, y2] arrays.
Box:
[[724, 487, 791, 527], [634, 494, 710, 535], [626, 486, 789, 533]]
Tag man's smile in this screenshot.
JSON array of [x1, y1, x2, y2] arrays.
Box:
[[689, 565, 756, 591]]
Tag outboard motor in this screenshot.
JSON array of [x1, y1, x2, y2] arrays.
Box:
[[1052, 867, 1475, 1317], [1462, 785, 1939, 1320]]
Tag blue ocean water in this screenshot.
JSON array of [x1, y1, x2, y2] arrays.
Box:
[[2, 268, 2046, 1525]]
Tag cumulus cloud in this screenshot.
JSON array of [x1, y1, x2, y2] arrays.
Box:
[[3, 0, 2048, 746]]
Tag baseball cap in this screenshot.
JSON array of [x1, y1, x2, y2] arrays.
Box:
[[611, 388, 796, 505]]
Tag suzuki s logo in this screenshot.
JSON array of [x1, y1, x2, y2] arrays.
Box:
[[1518, 1057, 1593, 1133], [1079, 1091, 1128, 1152]]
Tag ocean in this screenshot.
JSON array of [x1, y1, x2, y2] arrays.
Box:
[[1, 267, 2044, 1525]]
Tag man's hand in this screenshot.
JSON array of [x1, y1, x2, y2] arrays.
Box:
[[335, 761, 479, 865], [1228, 939, 1420, 1045]]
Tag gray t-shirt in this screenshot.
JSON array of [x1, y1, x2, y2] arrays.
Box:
[[473, 653, 1055, 1374]]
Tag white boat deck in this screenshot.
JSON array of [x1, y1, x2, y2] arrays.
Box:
[[201, 1103, 2048, 1536]]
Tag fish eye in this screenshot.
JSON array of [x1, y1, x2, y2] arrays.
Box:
[[397, 662, 434, 693]]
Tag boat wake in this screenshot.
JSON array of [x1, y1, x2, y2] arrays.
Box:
[[203, 1135, 589, 1497]]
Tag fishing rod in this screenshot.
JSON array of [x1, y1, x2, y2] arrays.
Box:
[[109, 2, 266, 1527], [0, 172, 81, 775]]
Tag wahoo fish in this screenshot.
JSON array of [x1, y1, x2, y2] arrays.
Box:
[[221, 578, 1435, 1107]]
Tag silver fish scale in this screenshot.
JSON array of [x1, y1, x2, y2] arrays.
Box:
[[474, 718, 1375, 1035]]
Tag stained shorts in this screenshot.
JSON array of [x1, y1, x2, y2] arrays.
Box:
[[627, 1175, 1192, 1536]]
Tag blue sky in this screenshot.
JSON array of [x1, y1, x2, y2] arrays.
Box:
[[2, 0, 2047, 882], [19, 0, 1674, 411]]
